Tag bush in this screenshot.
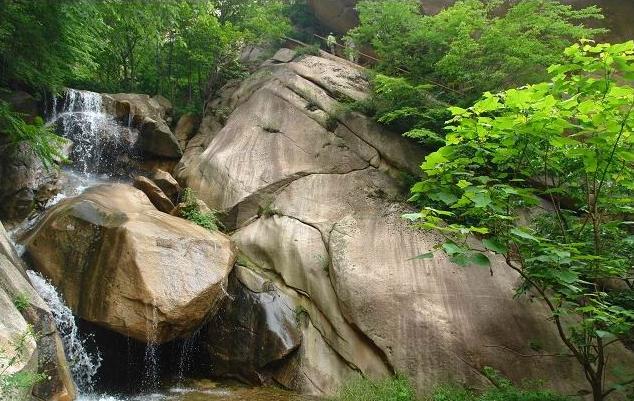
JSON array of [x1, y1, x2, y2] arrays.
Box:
[[294, 44, 321, 57], [351, 0, 605, 103], [179, 188, 222, 232], [336, 376, 416, 401], [12, 294, 30, 312], [0, 101, 65, 169]]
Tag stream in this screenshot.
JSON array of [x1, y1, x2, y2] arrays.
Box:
[[12, 89, 319, 401]]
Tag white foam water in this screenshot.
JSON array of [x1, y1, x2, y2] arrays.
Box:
[[52, 89, 138, 176], [26, 271, 102, 392]]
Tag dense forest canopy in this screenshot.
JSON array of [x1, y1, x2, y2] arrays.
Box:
[[0, 0, 293, 112]]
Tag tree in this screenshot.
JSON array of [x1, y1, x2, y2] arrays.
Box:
[[407, 41, 634, 400], [350, 0, 605, 103], [0, 0, 103, 93]]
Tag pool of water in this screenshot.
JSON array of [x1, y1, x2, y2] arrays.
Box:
[[77, 382, 321, 401]]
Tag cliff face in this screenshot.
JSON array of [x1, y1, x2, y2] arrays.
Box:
[[174, 48, 608, 396], [308, 0, 634, 42]]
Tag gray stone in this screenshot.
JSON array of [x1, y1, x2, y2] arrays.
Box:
[[202, 266, 301, 384], [272, 48, 297, 63]]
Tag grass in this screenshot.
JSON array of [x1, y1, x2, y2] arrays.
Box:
[[333, 371, 574, 401], [180, 188, 222, 232], [12, 293, 30, 312], [337, 376, 415, 401]]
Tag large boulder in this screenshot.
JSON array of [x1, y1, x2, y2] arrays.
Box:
[[24, 184, 236, 343], [0, 222, 76, 401], [172, 50, 620, 397], [102, 93, 182, 159]]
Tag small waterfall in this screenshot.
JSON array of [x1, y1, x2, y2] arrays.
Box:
[[142, 305, 160, 391], [26, 271, 102, 392], [53, 89, 138, 176]]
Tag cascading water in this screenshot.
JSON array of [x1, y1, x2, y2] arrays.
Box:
[[53, 89, 138, 177], [26, 271, 102, 392]]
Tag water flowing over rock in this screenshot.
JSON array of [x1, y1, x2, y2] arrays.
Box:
[[54, 89, 139, 177], [27, 271, 101, 392], [24, 184, 236, 344], [175, 49, 596, 396], [0, 222, 76, 401]]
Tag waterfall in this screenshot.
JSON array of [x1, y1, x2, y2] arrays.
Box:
[[26, 271, 102, 392], [53, 89, 138, 177], [142, 305, 160, 391]]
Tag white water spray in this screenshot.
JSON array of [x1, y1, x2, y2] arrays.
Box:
[[26, 271, 102, 392], [53, 89, 138, 176]]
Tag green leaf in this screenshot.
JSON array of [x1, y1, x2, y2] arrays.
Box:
[[470, 253, 491, 267], [442, 242, 463, 256], [483, 238, 507, 254], [410, 252, 434, 260], [510, 228, 539, 242]]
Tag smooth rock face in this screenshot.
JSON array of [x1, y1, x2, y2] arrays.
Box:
[[151, 169, 181, 202], [0, 222, 76, 401], [203, 267, 301, 384], [24, 184, 236, 343], [174, 49, 609, 396], [133, 175, 175, 213], [174, 113, 200, 150]]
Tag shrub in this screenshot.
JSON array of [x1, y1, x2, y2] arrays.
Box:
[[0, 326, 46, 399], [0, 101, 65, 169], [294, 44, 321, 57], [179, 188, 222, 232], [336, 376, 416, 401], [12, 294, 30, 312]]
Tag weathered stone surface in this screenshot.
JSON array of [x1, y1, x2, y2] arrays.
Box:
[[176, 52, 424, 230], [0, 283, 38, 401], [272, 48, 296, 63], [138, 117, 182, 159], [174, 113, 200, 150], [24, 184, 236, 343], [133, 175, 175, 213], [106, 93, 168, 123], [151, 169, 181, 202], [0, 141, 61, 223], [0, 223, 76, 401], [174, 50, 624, 397], [202, 266, 301, 384]]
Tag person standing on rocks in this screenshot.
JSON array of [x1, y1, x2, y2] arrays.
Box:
[[326, 33, 337, 55]]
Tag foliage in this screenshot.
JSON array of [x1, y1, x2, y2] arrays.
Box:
[[0, 101, 65, 169], [0, 0, 104, 93], [0, 326, 46, 399], [357, 74, 449, 145], [180, 188, 222, 232], [335, 376, 416, 401], [294, 44, 322, 57], [88, 0, 290, 110], [350, 0, 605, 104], [12, 294, 30, 313], [407, 41, 634, 400]]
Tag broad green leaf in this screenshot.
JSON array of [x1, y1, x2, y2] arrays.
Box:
[[470, 253, 491, 267], [410, 252, 434, 260], [483, 238, 507, 254], [442, 242, 463, 256]]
